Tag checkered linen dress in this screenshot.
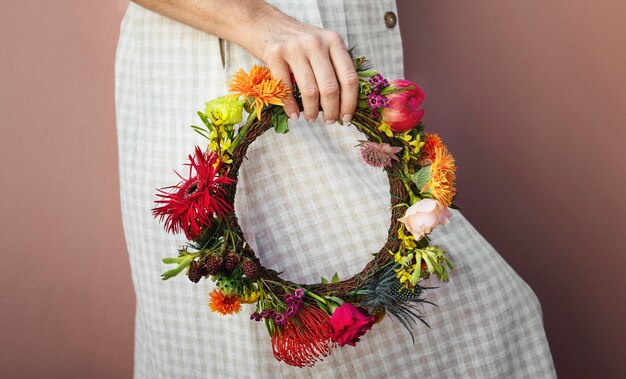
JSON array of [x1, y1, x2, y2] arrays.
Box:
[[115, 1, 556, 377]]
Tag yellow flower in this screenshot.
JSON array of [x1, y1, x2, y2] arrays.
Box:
[[221, 138, 232, 151], [397, 270, 411, 284], [409, 135, 425, 155], [378, 122, 393, 137], [209, 140, 218, 152], [205, 96, 243, 126], [398, 227, 416, 249], [239, 287, 260, 304]]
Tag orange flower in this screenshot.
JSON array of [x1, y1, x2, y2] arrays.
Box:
[[420, 133, 445, 164], [228, 65, 290, 119], [208, 288, 241, 316], [421, 147, 457, 206]]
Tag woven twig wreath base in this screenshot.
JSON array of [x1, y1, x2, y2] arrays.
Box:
[[224, 112, 408, 297]]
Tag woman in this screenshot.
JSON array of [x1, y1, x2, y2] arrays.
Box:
[[116, 0, 556, 377]]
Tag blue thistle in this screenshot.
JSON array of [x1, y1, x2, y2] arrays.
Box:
[[357, 263, 437, 343]]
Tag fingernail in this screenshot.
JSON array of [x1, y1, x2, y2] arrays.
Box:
[[342, 114, 353, 123], [289, 112, 299, 121], [325, 119, 335, 125], [306, 118, 316, 123]]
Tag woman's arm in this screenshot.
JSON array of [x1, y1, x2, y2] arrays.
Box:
[[132, 0, 358, 123]]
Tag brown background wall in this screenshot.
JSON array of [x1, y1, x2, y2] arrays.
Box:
[[398, 1, 626, 378], [0, 1, 624, 378]]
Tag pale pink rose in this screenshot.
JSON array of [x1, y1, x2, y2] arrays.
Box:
[[398, 198, 452, 239]]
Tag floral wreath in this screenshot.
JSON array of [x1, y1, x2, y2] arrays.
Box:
[[154, 52, 458, 368]]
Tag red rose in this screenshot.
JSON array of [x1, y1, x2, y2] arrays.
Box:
[[381, 79, 425, 133], [329, 303, 375, 347]]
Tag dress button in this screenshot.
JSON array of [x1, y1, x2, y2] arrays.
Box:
[[384, 11, 397, 29]]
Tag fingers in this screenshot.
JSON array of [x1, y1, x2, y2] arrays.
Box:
[[309, 48, 340, 124], [267, 58, 299, 120], [290, 57, 320, 122], [259, 29, 353, 125], [329, 40, 359, 123]]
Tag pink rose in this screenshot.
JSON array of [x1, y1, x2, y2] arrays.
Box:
[[329, 303, 375, 347], [381, 79, 425, 133], [398, 198, 452, 240]]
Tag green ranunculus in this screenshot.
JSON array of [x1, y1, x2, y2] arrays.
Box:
[[205, 96, 243, 127]]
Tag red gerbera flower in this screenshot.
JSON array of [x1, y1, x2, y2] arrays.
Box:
[[153, 146, 235, 240], [271, 306, 333, 368]]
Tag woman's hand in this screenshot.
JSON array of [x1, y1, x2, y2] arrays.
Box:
[[242, 5, 359, 124], [131, 0, 357, 123]]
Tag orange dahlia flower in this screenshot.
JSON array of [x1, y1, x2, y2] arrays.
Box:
[[208, 288, 241, 316], [228, 65, 290, 119], [420, 133, 445, 164], [421, 147, 457, 207]]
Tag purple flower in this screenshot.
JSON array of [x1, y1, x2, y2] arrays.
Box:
[[368, 93, 389, 111], [369, 74, 380, 85], [283, 294, 295, 304], [262, 309, 276, 319], [250, 312, 263, 322], [373, 80, 389, 94], [284, 305, 297, 318], [381, 96, 389, 107], [294, 288, 305, 299], [368, 94, 379, 108], [369, 74, 383, 86], [274, 314, 286, 326], [369, 74, 389, 94]]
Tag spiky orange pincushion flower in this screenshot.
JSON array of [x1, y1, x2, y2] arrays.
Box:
[[420, 133, 445, 164], [228, 65, 290, 119], [271, 306, 333, 368], [208, 288, 241, 316], [422, 147, 457, 207]]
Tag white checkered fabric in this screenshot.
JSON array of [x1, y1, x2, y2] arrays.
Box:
[[115, 1, 556, 378]]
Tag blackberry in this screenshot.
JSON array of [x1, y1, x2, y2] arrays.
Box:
[[203, 254, 223, 275], [199, 263, 209, 277], [187, 260, 202, 283], [223, 252, 240, 275], [242, 259, 259, 280]]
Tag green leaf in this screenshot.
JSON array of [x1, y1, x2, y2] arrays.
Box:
[[321, 277, 329, 284], [380, 86, 406, 96], [190, 125, 210, 140], [316, 301, 330, 314], [325, 296, 344, 306], [445, 257, 455, 270], [197, 111, 214, 130], [357, 69, 378, 78], [421, 251, 435, 274], [410, 166, 432, 191], [331, 272, 340, 283], [348, 289, 369, 296], [272, 112, 289, 134], [161, 253, 198, 280]]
